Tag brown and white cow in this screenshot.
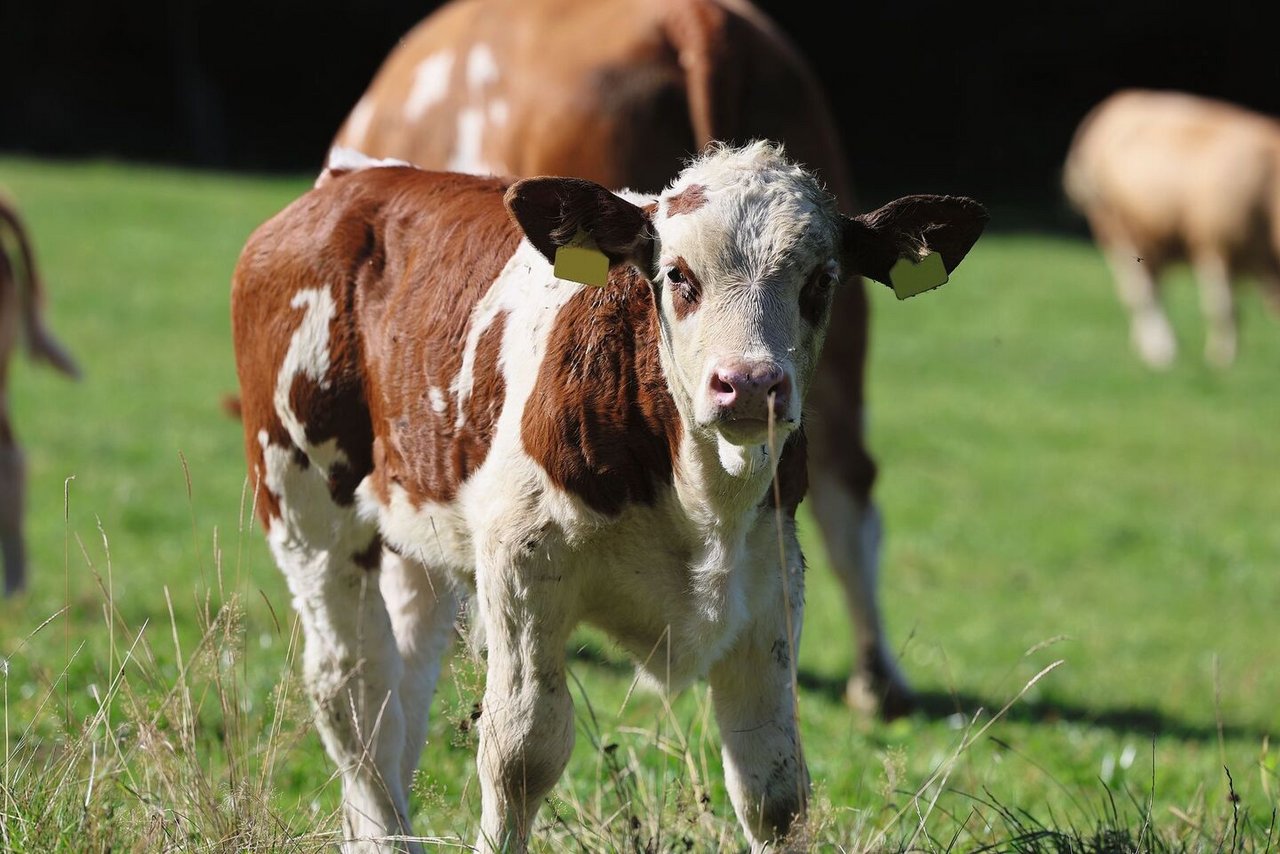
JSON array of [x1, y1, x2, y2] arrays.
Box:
[[1065, 89, 1280, 368], [328, 0, 917, 719], [232, 144, 986, 852], [0, 197, 79, 596]]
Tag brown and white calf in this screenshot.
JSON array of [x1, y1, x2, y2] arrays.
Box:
[[1065, 89, 1280, 368], [0, 197, 79, 596], [329, 0, 915, 719], [232, 144, 985, 852]]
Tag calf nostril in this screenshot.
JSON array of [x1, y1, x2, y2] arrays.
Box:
[[710, 373, 736, 396]]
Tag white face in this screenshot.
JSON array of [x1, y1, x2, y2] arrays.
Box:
[[647, 145, 843, 447]]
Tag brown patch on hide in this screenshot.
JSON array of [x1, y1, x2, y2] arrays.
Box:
[[669, 256, 703, 320], [521, 267, 681, 516], [664, 184, 708, 217], [356, 172, 519, 507]]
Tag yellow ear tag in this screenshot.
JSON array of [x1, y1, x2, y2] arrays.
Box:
[[889, 251, 949, 300], [553, 230, 609, 287]]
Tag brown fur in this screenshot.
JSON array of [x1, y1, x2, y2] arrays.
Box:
[[233, 169, 520, 527], [665, 184, 708, 217], [521, 266, 682, 516], [669, 256, 704, 320]]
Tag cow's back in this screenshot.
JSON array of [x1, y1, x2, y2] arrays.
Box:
[[334, 0, 850, 201], [1065, 89, 1280, 260]]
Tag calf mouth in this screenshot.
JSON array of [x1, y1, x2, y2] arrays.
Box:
[[713, 413, 796, 447]]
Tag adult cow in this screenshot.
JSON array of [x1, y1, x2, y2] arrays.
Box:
[[330, 0, 915, 718], [0, 197, 79, 596], [231, 145, 986, 851], [1065, 89, 1280, 368]]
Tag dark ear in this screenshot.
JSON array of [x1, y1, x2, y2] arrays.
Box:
[[842, 195, 988, 286], [504, 177, 655, 273]]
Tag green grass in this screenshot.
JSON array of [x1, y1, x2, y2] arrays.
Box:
[[1, 155, 1278, 850]]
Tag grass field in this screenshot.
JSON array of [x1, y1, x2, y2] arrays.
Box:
[[1, 156, 1277, 851]]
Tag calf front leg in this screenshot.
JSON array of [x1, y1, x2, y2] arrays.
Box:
[[474, 539, 576, 853], [710, 545, 810, 850]]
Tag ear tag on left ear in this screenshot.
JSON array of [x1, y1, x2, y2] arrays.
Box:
[[889, 250, 948, 300], [554, 229, 609, 287]]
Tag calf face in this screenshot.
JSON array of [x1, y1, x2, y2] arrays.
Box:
[[509, 142, 987, 449]]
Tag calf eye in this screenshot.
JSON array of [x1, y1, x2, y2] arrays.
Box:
[[800, 266, 837, 325], [665, 259, 702, 317]]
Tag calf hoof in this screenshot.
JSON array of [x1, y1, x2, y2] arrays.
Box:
[[845, 670, 916, 721]]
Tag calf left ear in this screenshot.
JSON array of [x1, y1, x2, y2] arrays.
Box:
[[505, 177, 655, 274], [842, 194, 989, 286]]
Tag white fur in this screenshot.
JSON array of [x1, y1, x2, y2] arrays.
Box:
[[404, 52, 455, 120], [445, 107, 491, 174], [466, 43, 500, 90]]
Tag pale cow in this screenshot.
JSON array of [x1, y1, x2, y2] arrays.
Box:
[[0, 197, 79, 596], [1065, 89, 1280, 368], [329, 0, 916, 719], [231, 144, 986, 852]]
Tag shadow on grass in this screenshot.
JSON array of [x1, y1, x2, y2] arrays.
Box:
[[569, 645, 1271, 744], [793, 668, 1270, 743]]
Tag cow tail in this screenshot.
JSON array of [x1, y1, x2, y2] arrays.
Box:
[[0, 199, 79, 378]]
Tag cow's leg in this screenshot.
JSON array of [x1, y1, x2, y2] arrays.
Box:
[[1106, 248, 1175, 368], [806, 285, 915, 719], [473, 535, 576, 854], [709, 534, 810, 851], [378, 550, 459, 796], [805, 477, 913, 716], [261, 445, 418, 854], [1193, 253, 1237, 367], [0, 411, 25, 596]]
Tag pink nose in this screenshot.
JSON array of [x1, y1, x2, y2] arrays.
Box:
[[709, 361, 791, 419]]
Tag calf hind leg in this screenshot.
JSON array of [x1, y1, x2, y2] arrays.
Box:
[[378, 550, 460, 796], [259, 440, 419, 853]]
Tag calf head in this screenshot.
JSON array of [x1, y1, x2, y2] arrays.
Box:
[[507, 142, 988, 447]]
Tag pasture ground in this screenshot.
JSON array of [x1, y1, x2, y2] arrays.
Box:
[[1, 157, 1277, 851]]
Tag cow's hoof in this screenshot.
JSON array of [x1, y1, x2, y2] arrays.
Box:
[[845, 671, 917, 721]]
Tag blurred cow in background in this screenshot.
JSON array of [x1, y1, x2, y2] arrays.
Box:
[[0, 197, 79, 595], [328, 0, 917, 719], [1065, 89, 1280, 368]]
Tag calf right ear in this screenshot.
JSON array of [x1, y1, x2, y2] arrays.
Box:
[[504, 177, 656, 274], [842, 194, 988, 287]]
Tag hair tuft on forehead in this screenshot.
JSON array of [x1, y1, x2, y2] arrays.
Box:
[[668, 141, 834, 210]]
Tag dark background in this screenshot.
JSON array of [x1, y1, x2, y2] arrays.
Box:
[[1, 0, 1274, 217]]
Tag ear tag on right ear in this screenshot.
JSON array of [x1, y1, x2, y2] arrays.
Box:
[[554, 230, 609, 287], [889, 251, 948, 300]]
